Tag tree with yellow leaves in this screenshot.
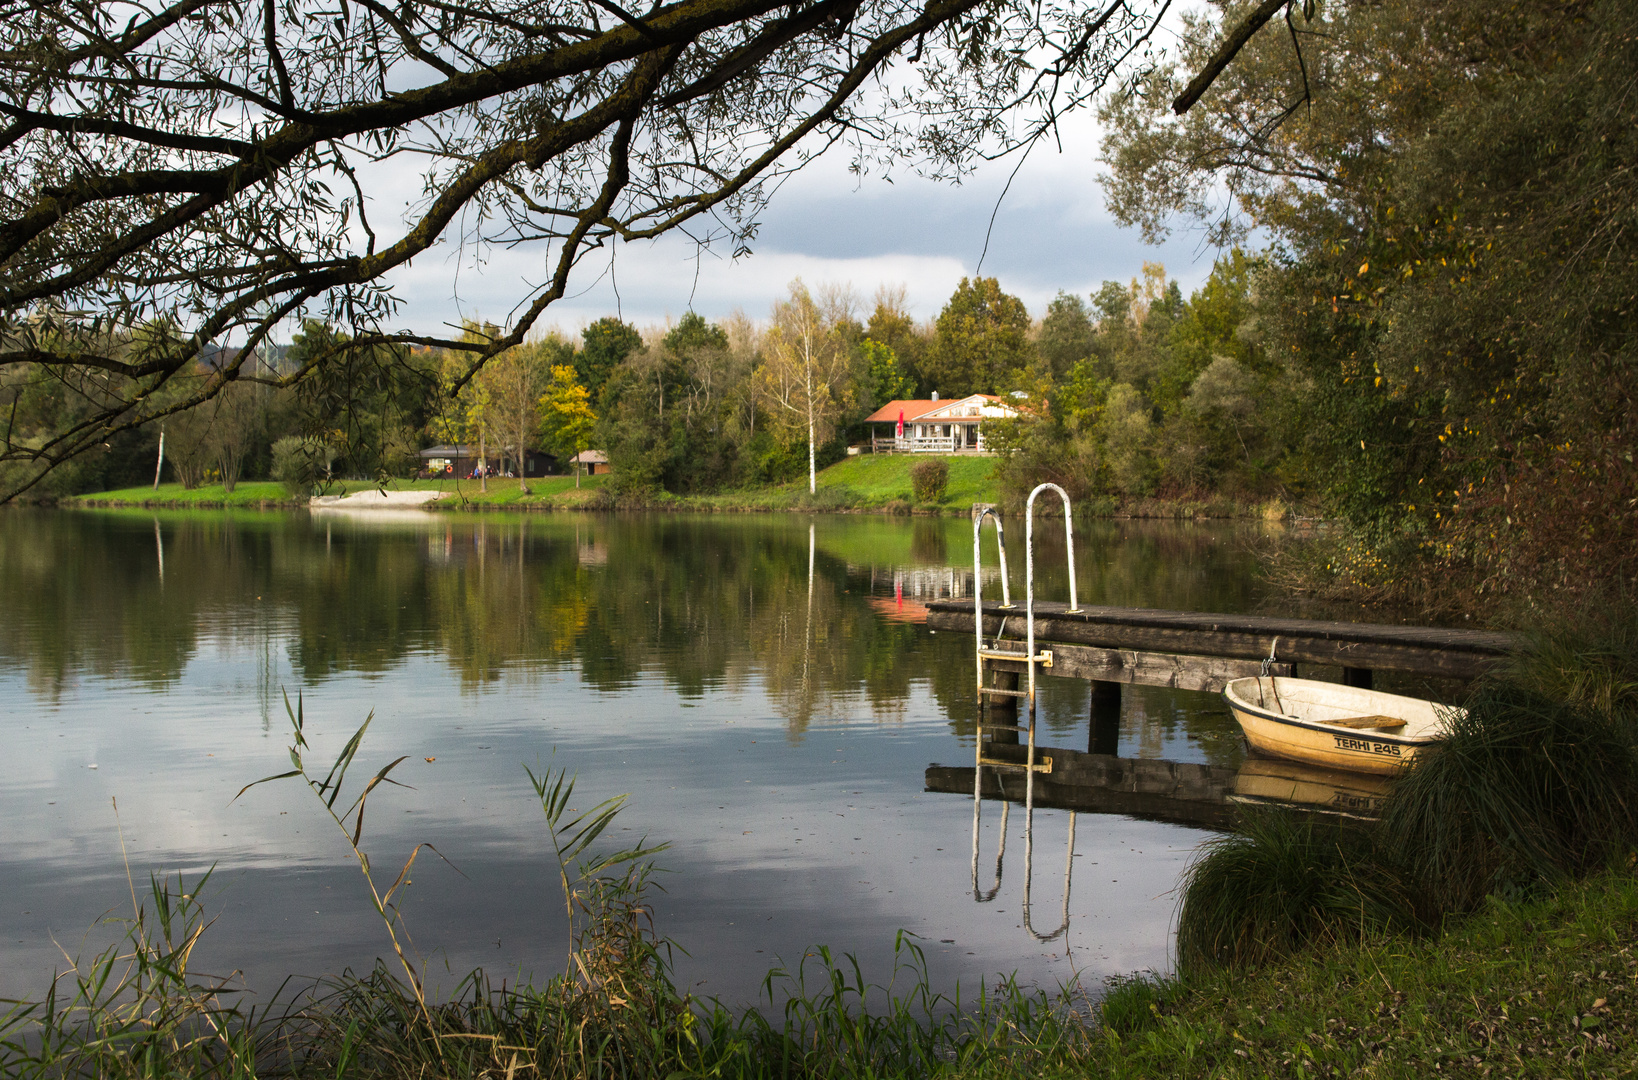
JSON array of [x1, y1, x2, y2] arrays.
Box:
[[539, 365, 597, 488]]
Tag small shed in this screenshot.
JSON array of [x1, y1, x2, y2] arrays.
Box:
[[514, 448, 561, 477], [572, 450, 610, 475]]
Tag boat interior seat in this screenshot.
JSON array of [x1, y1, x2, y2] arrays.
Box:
[[1327, 714, 1408, 730]]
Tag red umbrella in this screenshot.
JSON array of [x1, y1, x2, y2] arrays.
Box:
[[896, 408, 904, 440]]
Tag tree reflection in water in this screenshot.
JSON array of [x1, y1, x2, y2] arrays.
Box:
[[0, 508, 1284, 750]]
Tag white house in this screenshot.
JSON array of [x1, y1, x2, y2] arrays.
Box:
[[863, 393, 1019, 453]]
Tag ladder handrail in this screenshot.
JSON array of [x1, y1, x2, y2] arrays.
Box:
[[971, 505, 1013, 706], [967, 486, 1082, 949], [969, 504, 1014, 898], [1022, 809, 1076, 942], [1024, 483, 1078, 827]]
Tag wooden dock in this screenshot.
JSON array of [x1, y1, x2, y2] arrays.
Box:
[[924, 599, 1519, 692]]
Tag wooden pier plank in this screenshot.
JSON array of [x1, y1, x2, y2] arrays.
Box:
[[981, 644, 1295, 693], [926, 599, 1518, 682]]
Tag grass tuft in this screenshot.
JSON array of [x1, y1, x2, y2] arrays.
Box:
[[1505, 593, 1638, 730], [1175, 809, 1418, 975], [1097, 973, 1175, 1036], [1380, 680, 1638, 915]]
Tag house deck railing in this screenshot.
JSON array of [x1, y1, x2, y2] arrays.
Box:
[[871, 434, 990, 454]]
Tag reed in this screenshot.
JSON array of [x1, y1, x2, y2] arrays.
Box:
[[0, 867, 270, 1079]]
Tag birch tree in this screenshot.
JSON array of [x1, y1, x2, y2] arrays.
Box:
[[756, 281, 855, 495]]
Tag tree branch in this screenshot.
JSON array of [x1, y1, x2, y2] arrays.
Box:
[[1172, 0, 1287, 114]]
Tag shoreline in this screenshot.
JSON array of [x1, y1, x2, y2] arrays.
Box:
[[57, 492, 1285, 520], [46, 456, 1292, 521], [56, 483, 1287, 522]]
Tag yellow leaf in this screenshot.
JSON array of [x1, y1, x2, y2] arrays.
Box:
[[1358, 261, 1369, 275]]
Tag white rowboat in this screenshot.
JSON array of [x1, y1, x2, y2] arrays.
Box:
[[1223, 676, 1458, 775]]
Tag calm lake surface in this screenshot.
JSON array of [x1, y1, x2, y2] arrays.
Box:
[[0, 507, 1295, 1006]]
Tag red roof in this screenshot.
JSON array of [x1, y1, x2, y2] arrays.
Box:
[[862, 395, 1004, 424]]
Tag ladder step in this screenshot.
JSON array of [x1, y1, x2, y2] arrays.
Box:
[[980, 721, 1025, 731], [979, 648, 1053, 667], [978, 755, 1053, 774], [980, 687, 1027, 698]]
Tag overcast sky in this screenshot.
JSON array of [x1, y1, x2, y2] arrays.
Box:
[[374, 109, 1224, 338]]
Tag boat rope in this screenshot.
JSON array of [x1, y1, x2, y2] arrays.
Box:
[[1261, 637, 1285, 713]]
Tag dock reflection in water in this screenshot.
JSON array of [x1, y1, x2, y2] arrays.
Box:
[[931, 746, 1391, 944], [930, 745, 1390, 829]]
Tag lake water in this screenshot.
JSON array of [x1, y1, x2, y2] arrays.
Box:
[[0, 507, 1290, 1007]]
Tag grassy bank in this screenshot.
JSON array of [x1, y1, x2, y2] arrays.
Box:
[[66, 457, 1288, 518], [422, 455, 1001, 514], [70, 480, 301, 508], [8, 861, 1632, 1078], [1088, 869, 1638, 1078]]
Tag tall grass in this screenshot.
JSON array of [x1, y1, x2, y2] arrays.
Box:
[[1504, 593, 1638, 729], [1381, 685, 1638, 915], [0, 868, 269, 1078]]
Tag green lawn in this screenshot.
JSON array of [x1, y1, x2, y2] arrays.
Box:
[[70, 481, 296, 507], [1078, 870, 1638, 1078], [67, 457, 993, 514], [811, 453, 1000, 508], [67, 474, 609, 509]]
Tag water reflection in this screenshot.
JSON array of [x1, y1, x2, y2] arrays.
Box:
[[933, 746, 1391, 944], [968, 772, 1078, 943], [0, 507, 1295, 1004], [1229, 758, 1390, 817]]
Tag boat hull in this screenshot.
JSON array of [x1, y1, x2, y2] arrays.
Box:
[[1224, 677, 1449, 776]]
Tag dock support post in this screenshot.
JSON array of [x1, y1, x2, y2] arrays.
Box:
[[1341, 667, 1373, 690], [1089, 680, 1121, 756]]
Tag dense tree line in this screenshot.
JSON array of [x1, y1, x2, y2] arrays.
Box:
[[1100, 0, 1637, 600], [1, 255, 1295, 508]]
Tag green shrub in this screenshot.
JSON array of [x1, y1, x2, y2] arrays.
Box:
[[909, 459, 948, 503], [270, 435, 335, 497]]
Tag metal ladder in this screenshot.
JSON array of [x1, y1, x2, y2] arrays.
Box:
[[970, 487, 1081, 937], [970, 485, 1080, 780]]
